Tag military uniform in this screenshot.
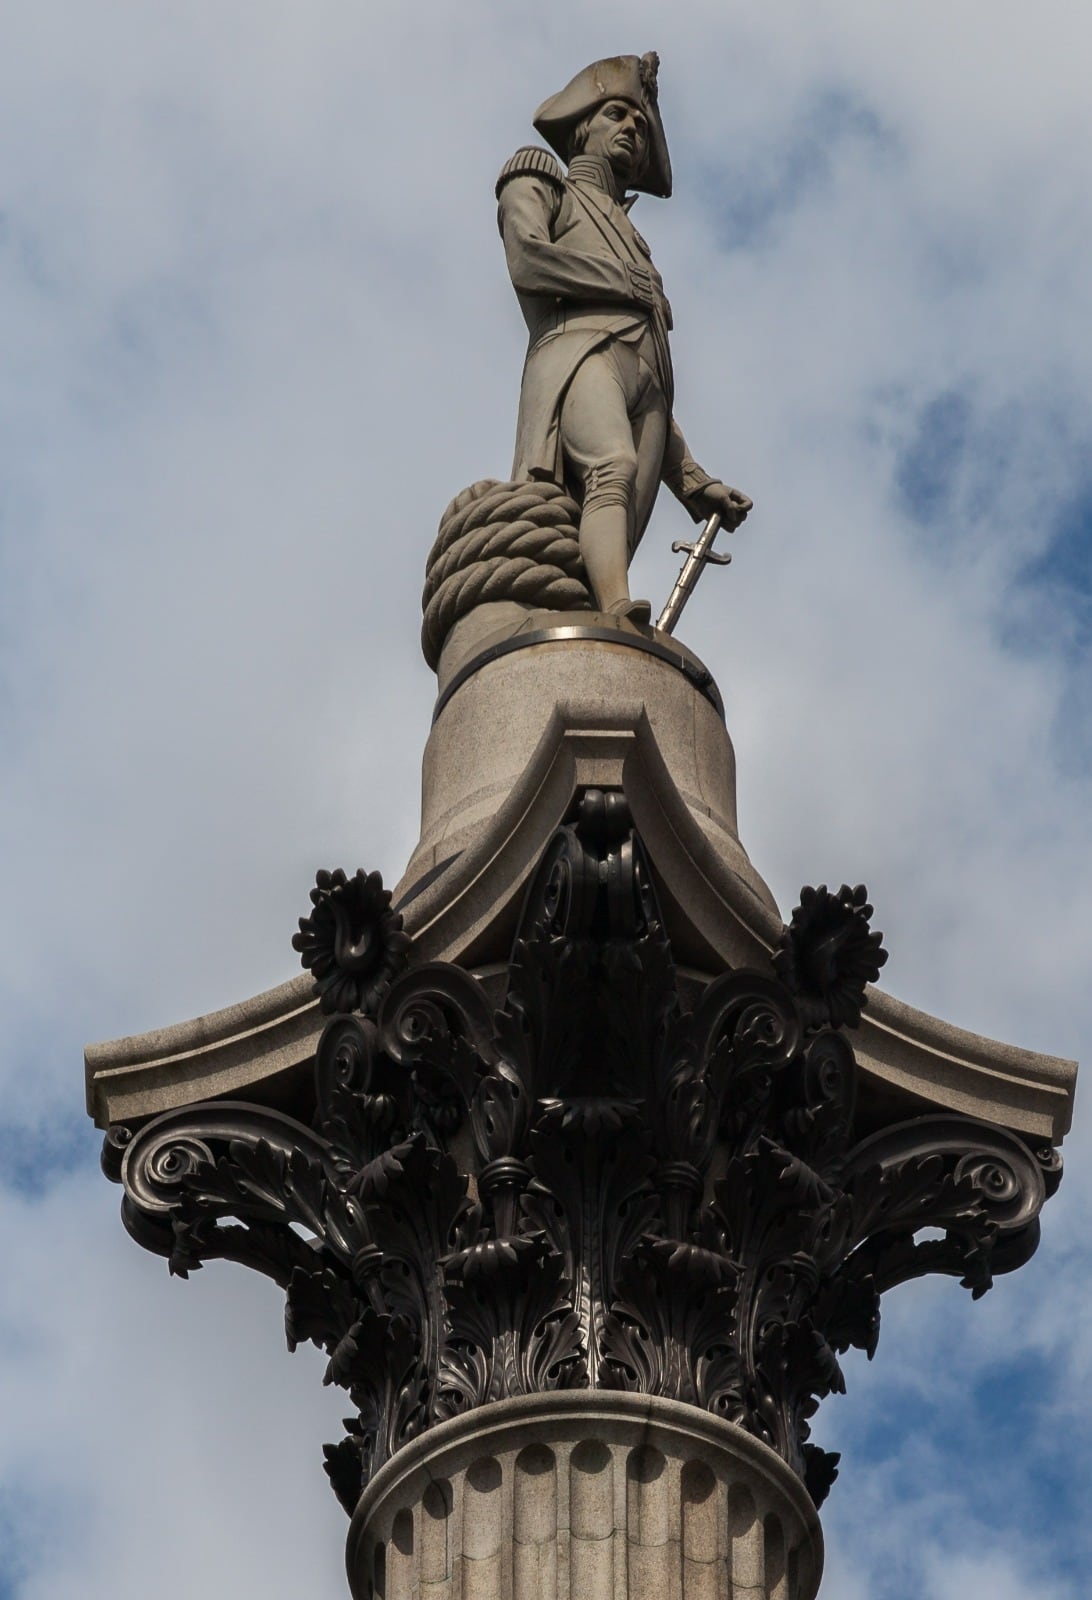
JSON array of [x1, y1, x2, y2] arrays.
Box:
[[498, 111, 715, 555]]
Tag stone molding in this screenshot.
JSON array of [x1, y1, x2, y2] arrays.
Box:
[[347, 1392, 823, 1600], [85, 635, 1075, 1140], [433, 619, 727, 719], [104, 794, 1061, 1533]]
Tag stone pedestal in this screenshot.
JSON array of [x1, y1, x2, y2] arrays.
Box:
[[85, 625, 1074, 1145], [393, 614, 779, 973], [348, 1393, 822, 1600]]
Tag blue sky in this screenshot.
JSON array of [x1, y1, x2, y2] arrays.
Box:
[[2, 3, 1090, 1596]]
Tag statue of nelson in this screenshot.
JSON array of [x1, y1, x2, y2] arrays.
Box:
[[497, 52, 752, 624]]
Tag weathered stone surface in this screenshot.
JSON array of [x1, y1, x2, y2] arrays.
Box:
[[85, 962, 1075, 1144], [496, 54, 752, 625], [81, 49, 1080, 1600], [422, 482, 591, 671], [84, 971, 316, 1125], [399, 619, 773, 965], [86, 634, 1076, 1142], [347, 1393, 823, 1600], [104, 798, 1062, 1536]]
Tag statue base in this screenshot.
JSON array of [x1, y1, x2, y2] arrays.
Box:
[[395, 610, 780, 973], [347, 1392, 823, 1600]]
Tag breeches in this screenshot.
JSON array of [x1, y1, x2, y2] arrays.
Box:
[[559, 339, 668, 554]]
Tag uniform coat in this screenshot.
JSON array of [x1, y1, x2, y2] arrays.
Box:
[[498, 149, 713, 537]]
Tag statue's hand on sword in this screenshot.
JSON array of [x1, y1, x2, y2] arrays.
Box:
[[685, 480, 753, 530], [656, 482, 753, 635]]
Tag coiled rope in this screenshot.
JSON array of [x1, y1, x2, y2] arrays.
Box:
[[421, 479, 592, 669]]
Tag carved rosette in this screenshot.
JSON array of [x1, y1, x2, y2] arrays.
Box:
[[292, 867, 412, 1014], [106, 791, 1060, 1522]]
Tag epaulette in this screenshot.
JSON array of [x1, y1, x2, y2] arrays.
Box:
[[496, 146, 565, 199]]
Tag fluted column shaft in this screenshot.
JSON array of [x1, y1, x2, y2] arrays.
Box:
[[347, 1393, 822, 1600]]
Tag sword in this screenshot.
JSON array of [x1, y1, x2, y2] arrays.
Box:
[[655, 513, 732, 635]]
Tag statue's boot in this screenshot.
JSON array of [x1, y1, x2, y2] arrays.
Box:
[[580, 504, 650, 625], [606, 595, 652, 625]]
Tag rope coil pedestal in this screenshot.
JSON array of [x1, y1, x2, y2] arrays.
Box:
[[422, 479, 593, 669]]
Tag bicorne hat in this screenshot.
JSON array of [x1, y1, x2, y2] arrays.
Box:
[[533, 52, 672, 198]]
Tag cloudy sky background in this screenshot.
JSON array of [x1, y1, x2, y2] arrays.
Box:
[[2, 1, 1090, 1594]]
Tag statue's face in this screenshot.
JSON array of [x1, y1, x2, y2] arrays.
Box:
[[580, 98, 648, 180]]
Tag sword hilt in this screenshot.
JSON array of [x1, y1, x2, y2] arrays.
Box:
[[671, 540, 731, 565]]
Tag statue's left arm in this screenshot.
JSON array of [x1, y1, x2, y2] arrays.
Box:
[[661, 419, 753, 529]]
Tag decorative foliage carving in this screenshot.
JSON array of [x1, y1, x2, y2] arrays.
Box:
[[107, 792, 1059, 1517], [292, 867, 411, 1014], [774, 883, 888, 1031]]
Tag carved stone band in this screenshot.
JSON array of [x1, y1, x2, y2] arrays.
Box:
[[347, 1391, 823, 1600], [431, 623, 725, 723]]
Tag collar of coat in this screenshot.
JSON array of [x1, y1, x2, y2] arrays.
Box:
[[566, 153, 639, 212]]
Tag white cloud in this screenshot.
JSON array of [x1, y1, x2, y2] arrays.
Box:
[[0, 1169, 348, 1598], [1, 3, 1089, 1596]]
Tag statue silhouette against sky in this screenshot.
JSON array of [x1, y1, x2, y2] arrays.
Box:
[[498, 52, 752, 623]]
